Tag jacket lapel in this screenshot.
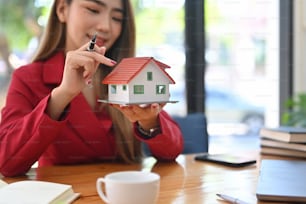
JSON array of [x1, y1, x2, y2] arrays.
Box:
[[42, 52, 65, 85]]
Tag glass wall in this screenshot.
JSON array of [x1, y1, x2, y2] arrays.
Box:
[[203, 0, 279, 136], [138, 0, 279, 137]]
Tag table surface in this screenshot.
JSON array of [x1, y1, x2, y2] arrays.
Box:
[[2, 151, 296, 204]]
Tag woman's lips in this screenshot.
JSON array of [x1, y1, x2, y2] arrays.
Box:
[[95, 37, 105, 47]]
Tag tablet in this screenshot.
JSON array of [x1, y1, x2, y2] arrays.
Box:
[[194, 153, 256, 167]]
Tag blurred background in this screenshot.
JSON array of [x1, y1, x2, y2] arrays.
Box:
[[0, 0, 281, 151]]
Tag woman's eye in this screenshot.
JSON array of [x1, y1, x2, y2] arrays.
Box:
[[87, 7, 99, 14], [112, 17, 123, 22]]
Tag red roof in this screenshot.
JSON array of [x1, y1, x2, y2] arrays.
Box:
[[102, 57, 175, 84]]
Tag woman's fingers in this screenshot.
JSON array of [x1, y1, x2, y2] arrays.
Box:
[[90, 49, 117, 66], [66, 46, 116, 80], [133, 103, 162, 117], [111, 103, 163, 123], [77, 43, 116, 67], [95, 45, 106, 55], [60, 41, 118, 94]]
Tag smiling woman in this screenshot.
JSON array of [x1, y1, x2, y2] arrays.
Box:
[[0, 0, 183, 177]]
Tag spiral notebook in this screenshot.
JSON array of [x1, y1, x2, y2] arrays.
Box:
[[256, 159, 306, 202]]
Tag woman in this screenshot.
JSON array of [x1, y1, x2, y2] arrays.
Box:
[[0, 0, 183, 177]]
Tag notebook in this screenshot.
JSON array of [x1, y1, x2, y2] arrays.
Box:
[[0, 180, 80, 204], [256, 159, 306, 202]]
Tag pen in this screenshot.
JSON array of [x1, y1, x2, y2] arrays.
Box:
[[87, 33, 97, 51], [216, 194, 250, 204], [85, 33, 97, 87]]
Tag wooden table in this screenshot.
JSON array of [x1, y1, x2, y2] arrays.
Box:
[[2, 151, 293, 204]]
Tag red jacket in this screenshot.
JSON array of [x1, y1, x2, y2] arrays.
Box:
[[0, 52, 183, 177]]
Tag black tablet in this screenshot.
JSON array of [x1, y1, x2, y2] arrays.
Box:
[[194, 153, 256, 167]]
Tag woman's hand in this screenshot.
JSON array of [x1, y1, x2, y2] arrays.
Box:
[[112, 103, 166, 130], [59, 43, 115, 98], [46, 43, 115, 120]]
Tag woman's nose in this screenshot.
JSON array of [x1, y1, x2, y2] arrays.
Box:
[[96, 13, 111, 33]]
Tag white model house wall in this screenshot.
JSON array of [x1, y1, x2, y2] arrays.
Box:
[[108, 61, 172, 103]]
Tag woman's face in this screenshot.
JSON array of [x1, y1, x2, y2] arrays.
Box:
[[60, 0, 124, 52]]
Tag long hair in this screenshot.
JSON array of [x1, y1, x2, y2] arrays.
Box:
[[33, 0, 142, 163]]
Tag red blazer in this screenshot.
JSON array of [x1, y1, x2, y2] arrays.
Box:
[[0, 52, 183, 177]]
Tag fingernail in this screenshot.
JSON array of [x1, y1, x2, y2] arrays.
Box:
[[86, 79, 92, 85], [139, 104, 149, 108], [83, 71, 90, 78], [110, 60, 117, 65], [152, 104, 158, 108]]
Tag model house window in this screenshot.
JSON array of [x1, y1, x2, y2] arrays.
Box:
[[156, 85, 166, 94], [134, 85, 144, 94], [111, 85, 117, 94], [147, 72, 153, 81], [122, 85, 127, 91]]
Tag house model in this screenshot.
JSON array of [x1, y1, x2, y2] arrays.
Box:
[[100, 57, 177, 105]]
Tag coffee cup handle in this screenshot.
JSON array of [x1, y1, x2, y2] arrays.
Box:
[[96, 178, 110, 203]]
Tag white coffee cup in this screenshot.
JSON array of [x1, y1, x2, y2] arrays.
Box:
[[96, 171, 160, 204]]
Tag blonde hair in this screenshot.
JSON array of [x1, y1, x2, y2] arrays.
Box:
[[33, 0, 142, 163]]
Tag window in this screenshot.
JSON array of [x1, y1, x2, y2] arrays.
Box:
[[147, 72, 153, 81], [140, 0, 279, 137], [204, 0, 279, 136], [134, 85, 144, 94], [156, 85, 166, 94], [111, 85, 117, 94], [122, 85, 127, 91]]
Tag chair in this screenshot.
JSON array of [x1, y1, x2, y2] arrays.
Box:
[[172, 113, 209, 153], [143, 113, 209, 155]]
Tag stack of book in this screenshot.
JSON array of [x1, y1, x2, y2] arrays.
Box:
[[259, 126, 306, 158]]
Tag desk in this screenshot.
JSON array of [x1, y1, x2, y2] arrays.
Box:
[[2, 152, 291, 204]]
